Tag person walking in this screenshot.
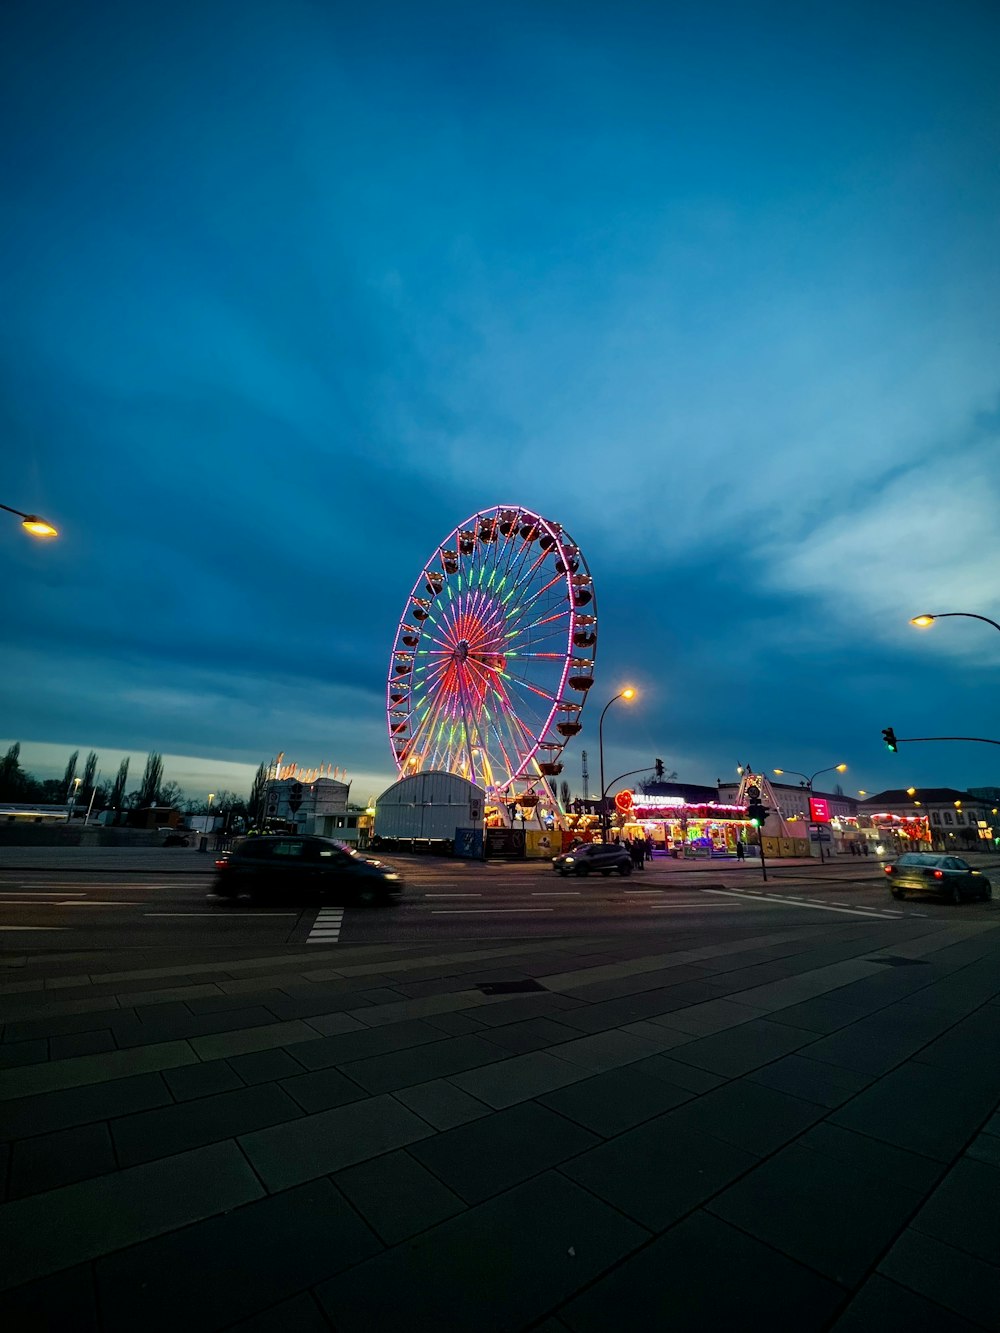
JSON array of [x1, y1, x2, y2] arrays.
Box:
[[735, 838, 746, 862]]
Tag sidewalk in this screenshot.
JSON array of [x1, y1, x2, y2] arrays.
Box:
[[1, 917, 999, 1331]]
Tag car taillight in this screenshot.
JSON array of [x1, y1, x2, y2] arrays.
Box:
[[215, 860, 230, 870], [933, 870, 944, 879], [884, 866, 893, 874]]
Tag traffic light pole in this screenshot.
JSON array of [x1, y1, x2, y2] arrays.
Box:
[[757, 830, 768, 882], [891, 735, 1000, 747]]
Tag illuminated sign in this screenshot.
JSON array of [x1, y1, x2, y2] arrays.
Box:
[[808, 797, 830, 823], [614, 790, 634, 813]]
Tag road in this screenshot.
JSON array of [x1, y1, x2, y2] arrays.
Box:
[[0, 851, 996, 951]]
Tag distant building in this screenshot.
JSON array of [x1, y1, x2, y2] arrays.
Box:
[[858, 788, 993, 851], [717, 779, 857, 826], [262, 758, 358, 840]]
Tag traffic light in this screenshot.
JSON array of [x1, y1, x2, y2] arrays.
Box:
[[745, 786, 768, 826], [654, 757, 665, 780], [882, 727, 898, 753]]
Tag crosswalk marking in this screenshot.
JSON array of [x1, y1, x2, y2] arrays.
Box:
[[307, 907, 345, 943]]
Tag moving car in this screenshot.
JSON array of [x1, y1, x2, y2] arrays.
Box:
[[884, 852, 992, 904], [552, 842, 632, 877], [213, 835, 402, 906]]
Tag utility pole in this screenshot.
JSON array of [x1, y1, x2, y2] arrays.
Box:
[[581, 750, 590, 800]]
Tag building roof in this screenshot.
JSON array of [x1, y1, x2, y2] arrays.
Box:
[[859, 788, 978, 806]]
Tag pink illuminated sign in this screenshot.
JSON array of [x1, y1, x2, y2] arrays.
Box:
[[809, 797, 830, 823]]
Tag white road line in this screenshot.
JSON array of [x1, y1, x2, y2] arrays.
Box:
[[0, 926, 67, 931], [430, 908, 554, 915], [424, 893, 482, 898], [306, 908, 345, 944], [0, 900, 142, 907], [702, 888, 893, 919], [149, 911, 301, 917], [531, 891, 582, 896], [0, 891, 87, 897]]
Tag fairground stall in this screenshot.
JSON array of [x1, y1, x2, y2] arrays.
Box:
[[622, 792, 753, 857]]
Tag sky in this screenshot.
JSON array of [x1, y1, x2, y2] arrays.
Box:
[[2, 0, 999, 806]]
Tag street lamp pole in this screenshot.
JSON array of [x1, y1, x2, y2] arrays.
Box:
[[1, 502, 58, 538], [911, 611, 1000, 634], [598, 688, 636, 843], [772, 764, 847, 863]]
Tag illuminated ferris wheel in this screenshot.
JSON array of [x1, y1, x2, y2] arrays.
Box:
[[386, 506, 598, 807]]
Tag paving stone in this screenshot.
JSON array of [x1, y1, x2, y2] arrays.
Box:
[[421, 1009, 487, 1035], [651, 997, 772, 1035], [111, 1082, 304, 1167], [0, 1039, 48, 1070], [767, 995, 888, 1035], [163, 1058, 244, 1102], [878, 1227, 1000, 1330], [746, 1052, 874, 1108], [392, 1078, 492, 1130], [965, 1133, 1000, 1169], [0, 1262, 98, 1333], [223, 1291, 331, 1333], [190, 1020, 320, 1061], [334, 1148, 465, 1243], [316, 1169, 647, 1333], [410, 1101, 599, 1204], [560, 1116, 757, 1230], [449, 1049, 589, 1109], [291, 1019, 447, 1070], [830, 1060, 1000, 1162], [117, 1004, 281, 1045], [240, 1093, 434, 1191], [803, 1008, 957, 1077], [539, 1065, 695, 1137], [830, 1274, 983, 1331], [281, 1066, 369, 1113], [468, 993, 586, 1028], [707, 1140, 923, 1287], [339, 1035, 503, 1094], [0, 1071, 172, 1141], [301, 1010, 370, 1037], [658, 1079, 826, 1158], [9, 1121, 116, 1199], [913, 1007, 1000, 1074], [668, 1016, 817, 1078], [910, 1157, 1000, 1268], [259, 993, 374, 1022], [800, 1122, 945, 1195], [226, 1047, 306, 1084], [478, 1017, 581, 1054], [562, 1207, 843, 1331], [630, 1054, 727, 1093], [546, 1029, 664, 1073], [96, 1177, 381, 1333], [48, 1028, 117, 1060], [0, 1140, 263, 1292], [0, 1039, 197, 1102]]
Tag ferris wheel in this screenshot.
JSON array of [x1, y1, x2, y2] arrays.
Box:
[[387, 505, 598, 808]]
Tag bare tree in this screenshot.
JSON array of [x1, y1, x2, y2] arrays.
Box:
[[0, 743, 25, 800], [62, 749, 80, 797], [158, 780, 185, 810], [137, 752, 164, 807], [249, 762, 268, 828], [559, 779, 572, 809], [109, 757, 130, 819], [81, 750, 98, 802]]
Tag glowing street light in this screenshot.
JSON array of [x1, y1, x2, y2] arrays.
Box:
[[910, 611, 1000, 634], [1, 502, 58, 538], [598, 687, 637, 843], [772, 764, 847, 788]]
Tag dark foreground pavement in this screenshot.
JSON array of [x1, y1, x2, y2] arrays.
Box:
[[1, 914, 999, 1332]]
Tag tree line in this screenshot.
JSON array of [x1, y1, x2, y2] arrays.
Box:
[[0, 743, 253, 821]]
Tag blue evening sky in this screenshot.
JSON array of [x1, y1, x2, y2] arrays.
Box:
[[2, 0, 999, 803]]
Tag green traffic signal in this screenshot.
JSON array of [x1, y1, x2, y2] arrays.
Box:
[[882, 727, 898, 752]]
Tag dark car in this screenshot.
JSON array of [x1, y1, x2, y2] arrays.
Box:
[[884, 852, 992, 904], [552, 842, 632, 877], [212, 835, 402, 906]]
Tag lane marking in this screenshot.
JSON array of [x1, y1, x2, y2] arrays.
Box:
[[144, 912, 298, 917], [0, 926, 67, 931], [424, 893, 482, 898], [531, 891, 582, 896], [0, 891, 87, 897], [307, 907, 345, 944], [430, 908, 554, 915], [0, 900, 142, 907], [702, 888, 895, 919]]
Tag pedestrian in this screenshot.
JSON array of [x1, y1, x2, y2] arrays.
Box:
[[735, 838, 745, 862], [631, 839, 644, 871], [850, 841, 858, 857], [645, 835, 653, 862], [861, 841, 869, 856]]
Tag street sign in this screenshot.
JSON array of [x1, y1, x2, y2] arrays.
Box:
[[809, 826, 833, 843]]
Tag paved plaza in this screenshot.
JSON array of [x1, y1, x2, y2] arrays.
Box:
[[1, 905, 998, 1330]]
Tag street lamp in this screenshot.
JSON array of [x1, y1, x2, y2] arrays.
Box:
[[207, 793, 215, 832], [598, 687, 636, 843], [772, 764, 847, 863], [910, 611, 1000, 634], [1, 502, 58, 538]]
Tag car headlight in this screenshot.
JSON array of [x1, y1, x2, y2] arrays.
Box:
[[564, 857, 575, 864], [384, 873, 400, 881]]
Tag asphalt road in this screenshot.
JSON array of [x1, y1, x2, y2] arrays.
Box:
[[0, 852, 996, 951]]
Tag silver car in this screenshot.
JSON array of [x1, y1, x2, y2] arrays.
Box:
[[552, 843, 632, 877], [884, 852, 991, 904]]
